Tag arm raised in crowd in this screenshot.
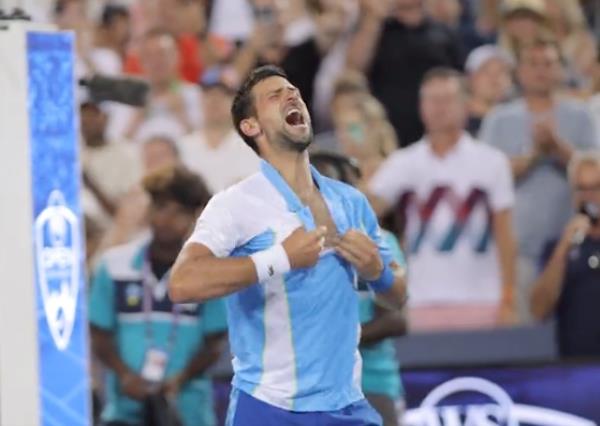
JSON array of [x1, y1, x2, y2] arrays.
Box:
[[530, 215, 591, 320], [346, 0, 389, 72]]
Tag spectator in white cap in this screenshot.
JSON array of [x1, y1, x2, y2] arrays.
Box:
[[466, 45, 515, 135]]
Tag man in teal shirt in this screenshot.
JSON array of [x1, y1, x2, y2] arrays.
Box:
[[359, 230, 406, 426], [89, 166, 227, 426]]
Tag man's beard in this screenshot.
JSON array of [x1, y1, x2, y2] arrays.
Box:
[[273, 128, 313, 153]]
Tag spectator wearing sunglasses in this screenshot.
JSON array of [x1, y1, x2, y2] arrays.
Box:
[[531, 153, 600, 358]]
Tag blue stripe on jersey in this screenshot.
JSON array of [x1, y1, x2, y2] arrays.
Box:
[[287, 253, 362, 411]]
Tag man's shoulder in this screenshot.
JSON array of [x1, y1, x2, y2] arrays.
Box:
[[486, 99, 525, 121], [557, 97, 593, 117], [209, 172, 274, 207], [465, 136, 509, 162]]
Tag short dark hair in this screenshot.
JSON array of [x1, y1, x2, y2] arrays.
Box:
[[420, 67, 468, 96], [101, 5, 129, 28], [143, 165, 211, 211], [231, 65, 288, 154], [515, 35, 562, 63]]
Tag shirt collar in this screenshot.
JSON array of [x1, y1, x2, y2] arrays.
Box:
[[425, 131, 471, 159], [260, 159, 328, 213], [131, 237, 152, 271]]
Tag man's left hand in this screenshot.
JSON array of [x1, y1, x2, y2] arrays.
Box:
[[334, 230, 383, 281]]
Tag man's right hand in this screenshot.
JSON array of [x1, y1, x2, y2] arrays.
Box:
[[282, 226, 327, 269], [560, 214, 591, 248], [120, 371, 151, 401]]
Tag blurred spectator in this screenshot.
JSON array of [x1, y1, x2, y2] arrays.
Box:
[[465, 45, 514, 135], [126, 0, 232, 83], [544, 0, 597, 92], [306, 0, 359, 131], [233, 0, 356, 125], [480, 37, 599, 322], [498, 0, 549, 60], [89, 5, 131, 76], [314, 69, 370, 152], [531, 153, 600, 358], [332, 92, 397, 187], [93, 135, 183, 257], [368, 68, 517, 332], [109, 29, 204, 143], [89, 165, 227, 426], [80, 102, 141, 229], [311, 152, 407, 426], [347, 0, 464, 146], [142, 135, 181, 175], [179, 67, 259, 194]]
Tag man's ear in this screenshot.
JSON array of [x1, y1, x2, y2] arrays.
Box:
[[240, 118, 261, 139]]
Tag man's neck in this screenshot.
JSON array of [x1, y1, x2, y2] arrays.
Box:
[[148, 239, 181, 267], [266, 150, 315, 202], [469, 96, 493, 117], [525, 92, 554, 113], [359, 156, 385, 182], [428, 128, 463, 157]]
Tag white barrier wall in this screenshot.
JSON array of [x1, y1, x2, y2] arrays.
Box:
[[0, 21, 90, 426]]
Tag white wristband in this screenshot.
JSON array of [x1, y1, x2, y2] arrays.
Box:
[[250, 244, 291, 282]]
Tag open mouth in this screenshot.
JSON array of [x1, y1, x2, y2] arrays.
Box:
[[285, 108, 306, 128]]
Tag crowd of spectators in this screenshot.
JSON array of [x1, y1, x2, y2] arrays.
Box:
[[37, 0, 600, 424]]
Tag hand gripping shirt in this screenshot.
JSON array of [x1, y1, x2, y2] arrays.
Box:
[[186, 160, 396, 411]]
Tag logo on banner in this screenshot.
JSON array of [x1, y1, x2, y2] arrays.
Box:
[[35, 190, 81, 351], [404, 377, 595, 426]]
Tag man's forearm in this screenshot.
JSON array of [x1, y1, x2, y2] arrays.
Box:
[[91, 326, 131, 378], [553, 138, 574, 168], [493, 210, 516, 308], [346, 16, 383, 72], [510, 154, 538, 181], [531, 242, 568, 320], [169, 243, 258, 303], [360, 309, 406, 346], [177, 333, 226, 383], [375, 274, 407, 311]]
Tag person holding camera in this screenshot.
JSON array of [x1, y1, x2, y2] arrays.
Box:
[[530, 153, 600, 358], [89, 166, 227, 426]]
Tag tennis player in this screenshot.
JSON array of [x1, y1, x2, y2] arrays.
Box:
[[169, 65, 407, 425]]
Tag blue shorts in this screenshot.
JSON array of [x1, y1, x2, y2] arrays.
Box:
[[225, 388, 383, 426]]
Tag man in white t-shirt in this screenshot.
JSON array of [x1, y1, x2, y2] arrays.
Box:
[[368, 67, 517, 332], [179, 68, 259, 194]]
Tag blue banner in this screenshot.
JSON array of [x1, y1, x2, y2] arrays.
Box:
[[27, 31, 90, 426], [403, 364, 600, 426]]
